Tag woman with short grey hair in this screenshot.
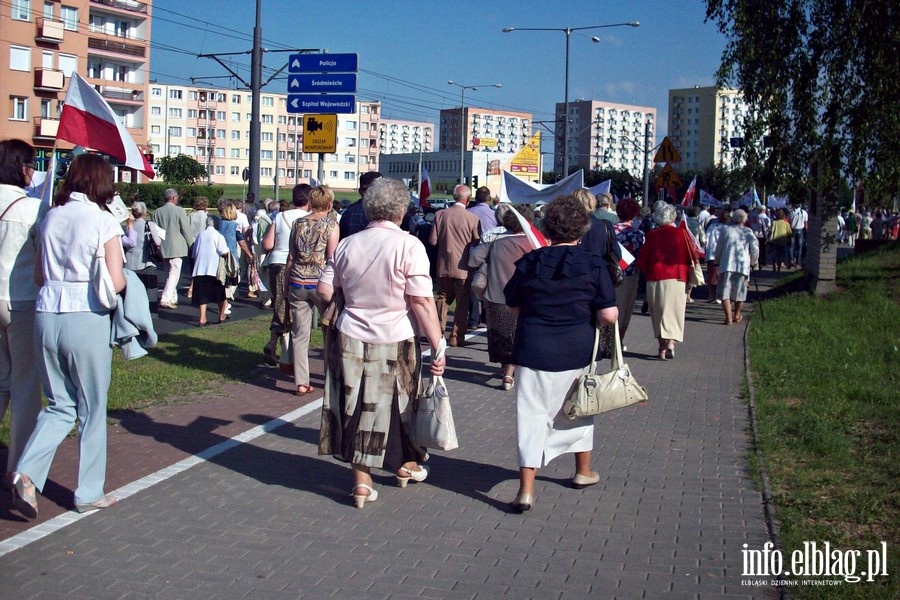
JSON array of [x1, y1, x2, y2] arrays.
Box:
[[635, 202, 701, 360], [122, 200, 159, 272], [363, 177, 409, 222], [714, 209, 759, 325]]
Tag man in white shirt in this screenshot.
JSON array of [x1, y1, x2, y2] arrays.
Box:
[[789, 204, 808, 267]]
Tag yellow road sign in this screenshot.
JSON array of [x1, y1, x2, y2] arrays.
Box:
[[303, 114, 337, 153], [655, 164, 682, 189], [653, 136, 682, 163]]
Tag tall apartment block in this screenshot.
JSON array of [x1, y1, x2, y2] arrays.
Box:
[[667, 86, 748, 172], [146, 84, 381, 190], [1, 0, 153, 180], [379, 119, 435, 155], [439, 107, 533, 157], [555, 99, 656, 178]]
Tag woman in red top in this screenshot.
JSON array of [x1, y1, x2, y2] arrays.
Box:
[[635, 203, 699, 360]]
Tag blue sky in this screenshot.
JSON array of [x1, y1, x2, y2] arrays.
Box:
[[150, 1, 728, 147]]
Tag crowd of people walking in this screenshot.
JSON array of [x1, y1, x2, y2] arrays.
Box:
[[3, 135, 892, 520]]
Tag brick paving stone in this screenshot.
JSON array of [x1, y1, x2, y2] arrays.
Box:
[[0, 276, 787, 599]]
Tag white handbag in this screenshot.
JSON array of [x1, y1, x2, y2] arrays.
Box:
[[562, 322, 648, 419], [414, 342, 458, 451], [91, 232, 119, 310]]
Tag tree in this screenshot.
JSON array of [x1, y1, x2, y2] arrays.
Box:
[[705, 0, 899, 292], [156, 154, 208, 185]]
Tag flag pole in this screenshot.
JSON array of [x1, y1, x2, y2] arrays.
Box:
[[417, 141, 423, 199], [40, 140, 61, 207]]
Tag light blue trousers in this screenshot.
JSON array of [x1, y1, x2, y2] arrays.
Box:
[[18, 311, 112, 505], [0, 304, 42, 473]]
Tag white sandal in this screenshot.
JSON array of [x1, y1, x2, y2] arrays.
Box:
[[396, 464, 429, 488], [352, 484, 378, 508]]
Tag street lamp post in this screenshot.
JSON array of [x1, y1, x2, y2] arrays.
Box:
[[448, 80, 501, 188], [503, 22, 639, 178]]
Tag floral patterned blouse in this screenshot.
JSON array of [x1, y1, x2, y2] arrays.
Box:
[[614, 221, 645, 276], [288, 215, 337, 288]]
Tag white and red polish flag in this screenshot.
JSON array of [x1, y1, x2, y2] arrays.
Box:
[[419, 166, 432, 207], [56, 73, 155, 178], [681, 175, 697, 207], [508, 204, 548, 250]]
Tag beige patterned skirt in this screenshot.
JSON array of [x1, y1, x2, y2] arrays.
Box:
[[319, 329, 426, 470]]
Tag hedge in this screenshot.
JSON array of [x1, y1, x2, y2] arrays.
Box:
[[116, 182, 225, 211]]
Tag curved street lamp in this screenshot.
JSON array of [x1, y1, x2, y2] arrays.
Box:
[[503, 22, 639, 177], [448, 80, 502, 188]]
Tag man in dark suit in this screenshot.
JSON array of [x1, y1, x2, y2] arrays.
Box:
[[339, 171, 382, 239]]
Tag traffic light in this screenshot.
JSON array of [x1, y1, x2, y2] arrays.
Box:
[[472, 176, 479, 188]]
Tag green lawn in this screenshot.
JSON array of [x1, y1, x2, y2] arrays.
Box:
[[217, 183, 358, 205], [747, 242, 899, 598], [0, 315, 323, 445]]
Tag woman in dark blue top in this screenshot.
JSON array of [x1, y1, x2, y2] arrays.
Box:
[[504, 195, 618, 513]]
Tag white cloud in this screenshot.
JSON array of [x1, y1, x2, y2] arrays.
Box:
[[603, 80, 640, 99]]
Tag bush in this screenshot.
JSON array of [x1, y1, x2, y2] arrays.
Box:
[[117, 183, 225, 211]]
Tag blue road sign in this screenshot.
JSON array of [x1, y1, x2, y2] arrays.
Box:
[[288, 73, 357, 94], [289, 53, 358, 73], [287, 94, 356, 115]]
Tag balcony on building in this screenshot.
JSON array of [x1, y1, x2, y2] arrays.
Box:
[[96, 85, 144, 106], [36, 18, 66, 43], [33, 117, 60, 141], [88, 36, 146, 58], [90, 0, 149, 15], [34, 69, 66, 92]]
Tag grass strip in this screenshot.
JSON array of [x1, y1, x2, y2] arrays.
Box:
[[0, 315, 323, 443], [747, 242, 899, 599]]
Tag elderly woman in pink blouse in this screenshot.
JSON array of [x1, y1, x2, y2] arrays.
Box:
[[317, 177, 446, 509]]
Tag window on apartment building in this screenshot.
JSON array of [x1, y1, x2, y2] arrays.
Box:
[[286, 169, 295, 179], [184, 109, 195, 118], [215, 129, 224, 139], [278, 151, 286, 160], [168, 126, 182, 137], [60, 5, 77, 30], [329, 171, 338, 178], [215, 148, 224, 157], [189, 91, 198, 101], [10, 97, 28, 121], [262, 96, 274, 107], [39, 98, 52, 118], [169, 89, 182, 100], [231, 112, 240, 122], [151, 106, 161, 116], [184, 147, 195, 156], [168, 145, 181, 155], [169, 108, 182, 118], [345, 121, 357, 130], [151, 125, 161, 134], [278, 133, 286, 142], [215, 93, 225, 102], [344, 154, 355, 164], [9, 46, 31, 72], [43, 1, 52, 18], [231, 94, 240, 104], [215, 166, 225, 175], [58, 53, 76, 76], [303, 153, 313, 161], [278, 116, 286, 125], [262, 115, 273, 124], [216, 111, 225, 120], [246, 113, 252, 121], [261, 167, 272, 177], [12, 0, 30, 21], [151, 87, 162, 97], [277, 168, 285, 178], [344, 172, 355, 181], [41, 50, 53, 69], [303, 170, 311, 178], [261, 132, 273, 142], [231, 166, 240, 175], [231, 130, 240, 140], [345, 138, 356, 147], [185, 127, 196, 137], [261, 150, 273, 160]]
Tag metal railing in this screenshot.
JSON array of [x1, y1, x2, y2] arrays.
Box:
[[90, 0, 148, 15]]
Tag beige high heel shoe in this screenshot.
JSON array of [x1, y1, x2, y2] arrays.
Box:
[[352, 484, 378, 508], [396, 464, 429, 488]]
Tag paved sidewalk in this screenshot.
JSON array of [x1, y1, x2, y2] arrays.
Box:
[[0, 278, 781, 599]]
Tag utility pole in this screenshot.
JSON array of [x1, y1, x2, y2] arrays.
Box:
[[195, 0, 317, 204], [643, 119, 651, 204]]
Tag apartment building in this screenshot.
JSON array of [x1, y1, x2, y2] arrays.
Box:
[[1, 0, 153, 180], [668, 86, 749, 171], [379, 119, 434, 155], [439, 107, 532, 156], [555, 99, 656, 178], [147, 83, 381, 190]]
